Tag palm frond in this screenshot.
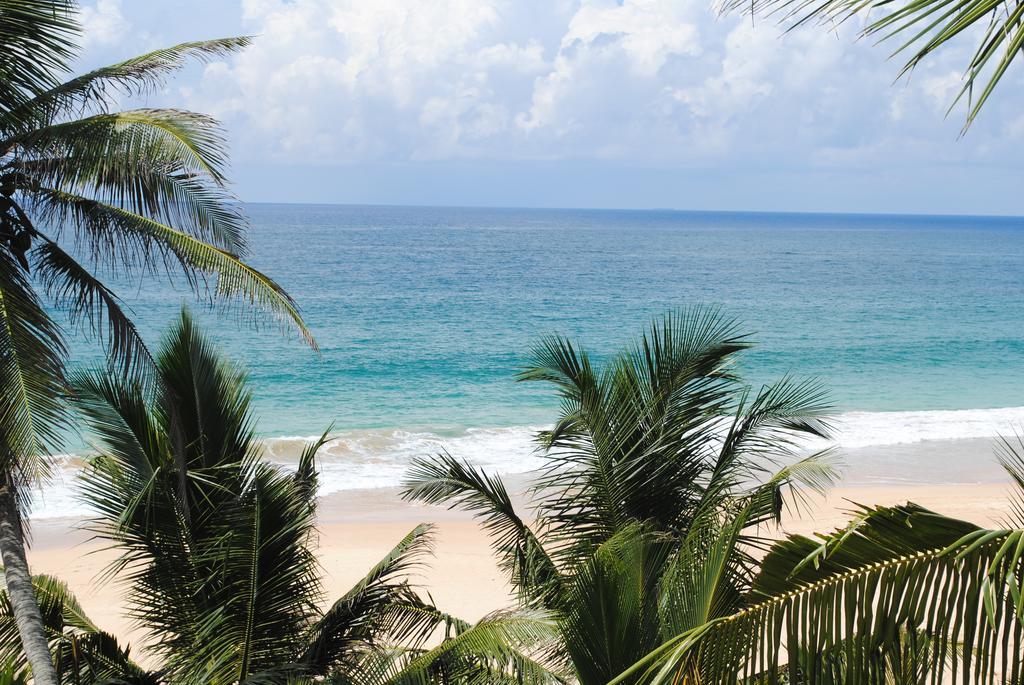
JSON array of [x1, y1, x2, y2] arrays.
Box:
[[34, 189, 314, 348], [524, 308, 822, 568], [559, 527, 675, 685], [739, 448, 841, 530], [0, 572, 155, 684], [303, 524, 436, 675], [657, 511, 753, 640], [996, 430, 1024, 528], [692, 376, 836, 530], [11, 108, 249, 253], [73, 311, 320, 682], [0, 1, 77, 129], [10, 109, 232, 185], [402, 453, 564, 610], [9, 37, 251, 127], [33, 239, 155, 382], [295, 429, 330, 509], [0, 247, 67, 495], [615, 504, 1019, 684], [720, 0, 1024, 127], [388, 610, 560, 685]]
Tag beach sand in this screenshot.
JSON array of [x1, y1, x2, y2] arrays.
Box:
[[26, 473, 1018, 655]]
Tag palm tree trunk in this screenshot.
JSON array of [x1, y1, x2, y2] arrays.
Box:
[[0, 478, 57, 685]]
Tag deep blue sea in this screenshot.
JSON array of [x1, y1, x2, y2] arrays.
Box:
[[38, 204, 1024, 516]]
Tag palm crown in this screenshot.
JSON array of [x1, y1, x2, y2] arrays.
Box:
[[618, 450, 1024, 684], [0, 4, 312, 681], [403, 308, 839, 683], [404, 311, 1024, 684], [3, 311, 560, 684], [1, 2, 312, 501]]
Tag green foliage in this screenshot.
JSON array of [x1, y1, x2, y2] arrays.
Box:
[[0, 1, 77, 127], [0, 246, 67, 493], [0, 572, 157, 683], [619, 493, 1024, 683], [721, 0, 1024, 127], [74, 311, 318, 682], [0, 657, 30, 685], [404, 308, 838, 684], [63, 312, 557, 684], [0, 2, 313, 517]]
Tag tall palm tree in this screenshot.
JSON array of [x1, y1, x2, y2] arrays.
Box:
[[0, 2, 312, 681], [44, 311, 556, 685], [617, 435, 1024, 684], [403, 308, 838, 683], [723, 0, 1023, 127]]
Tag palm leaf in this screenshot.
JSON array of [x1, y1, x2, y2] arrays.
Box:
[[33, 239, 154, 381], [303, 524, 436, 676], [387, 610, 560, 685], [614, 504, 1022, 684], [10, 109, 232, 185], [0, 572, 155, 683], [524, 308, 826, 567], [996, 431, 1024, 528], [0, 248, 67, 494], [721, 0, 1024, 127], [74, 311, 320, 682], [559, 527, 675, 685], [35, 190, 314, 347], [0, 0, 77, 128], [8, 37, 251, 127], [401, 453, 564, 610]]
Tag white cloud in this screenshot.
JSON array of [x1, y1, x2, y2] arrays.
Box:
[[177, 0, 1023, 171], [78, 0, 130, 48], [922, 71, 965, 112]]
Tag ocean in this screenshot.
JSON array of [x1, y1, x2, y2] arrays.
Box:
[[33, 204, 1024, 518]]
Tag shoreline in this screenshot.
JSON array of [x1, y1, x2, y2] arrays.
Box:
[[24, 433, 1022, 657], [28, 434, 1021, 520], [27, 478, 1018, 654]]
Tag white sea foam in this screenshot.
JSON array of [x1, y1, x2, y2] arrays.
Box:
[[26, 406, 1024, 520], [835, 406, 1024, 449], [258, 425, 549, 496]]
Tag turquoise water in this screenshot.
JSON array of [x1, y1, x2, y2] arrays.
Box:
[[122, 204, 1024, 431], [38, 204, 1024, 516]]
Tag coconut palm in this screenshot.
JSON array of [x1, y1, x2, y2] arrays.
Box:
[[1, 2, 312, 681], [722, 0, 1023, 127], [402, 308, 838, 684], [617, 435, 1024, 684], [0, 574, 157, 684], [51, 311, 557, 685]]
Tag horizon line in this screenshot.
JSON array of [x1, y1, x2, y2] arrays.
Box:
[[238, 200, 1024, 222]]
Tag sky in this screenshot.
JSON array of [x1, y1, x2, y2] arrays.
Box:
[[73, 0, 1024, 215]]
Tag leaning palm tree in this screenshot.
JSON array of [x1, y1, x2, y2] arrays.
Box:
[[53, 311, 557, 685], [1, 2, 311, 681], [403, 308, 838, 683], [722, 0, 1023, 127], [617, 435, 1024, 684]]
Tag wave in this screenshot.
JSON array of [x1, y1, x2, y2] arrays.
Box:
[[27, 406, 1024, 520], [836, 406, 1024, 449], [258, 425, 549, 495]]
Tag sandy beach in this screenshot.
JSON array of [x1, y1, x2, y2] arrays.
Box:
[[26, 471, 1019, 655]]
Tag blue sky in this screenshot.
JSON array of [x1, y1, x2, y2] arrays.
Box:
[[76, 0, 1024, 215]]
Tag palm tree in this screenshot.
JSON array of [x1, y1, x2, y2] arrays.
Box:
[[617, 435, 1024, 684], [46, 311, 556, 685], [1, 3, 312, 681], [0, 574, 157, 684], [402, 308, 838, 683], [723, 0, 1023, 127]]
